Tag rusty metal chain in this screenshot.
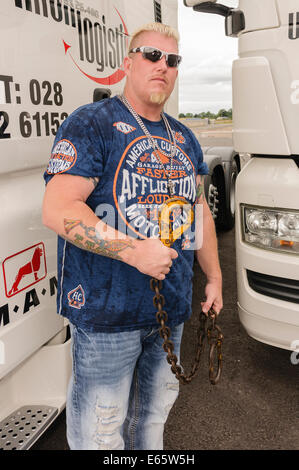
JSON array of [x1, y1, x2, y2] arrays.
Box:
[[150, 278, 224, 385], [207, 311, 224, 385]]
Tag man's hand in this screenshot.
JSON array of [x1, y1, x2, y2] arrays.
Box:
[[128, 238, 178, 280], [201, 277, 223, 315]]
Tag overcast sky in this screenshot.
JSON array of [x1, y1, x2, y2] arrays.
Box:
[[178, 0, 238, 114]]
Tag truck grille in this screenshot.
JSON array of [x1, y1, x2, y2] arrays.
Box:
[[247, 270, 299, 304]]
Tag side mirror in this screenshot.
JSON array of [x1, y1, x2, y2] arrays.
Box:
[[93, 88, 111, 103], [183, 1, 245, 37], [225, 9, 245, 37]]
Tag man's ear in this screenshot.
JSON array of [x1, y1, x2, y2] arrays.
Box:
[[123, 56, 132, 76]]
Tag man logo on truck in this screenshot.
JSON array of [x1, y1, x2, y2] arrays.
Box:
[[8, 246, 44, 296], [3, 243, 47, 298]]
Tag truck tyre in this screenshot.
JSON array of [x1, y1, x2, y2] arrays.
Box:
[[216, 158, 239, 231], [207, 173, 220, 222]]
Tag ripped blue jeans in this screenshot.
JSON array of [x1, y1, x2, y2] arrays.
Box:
[[67, 322, 184, 450]]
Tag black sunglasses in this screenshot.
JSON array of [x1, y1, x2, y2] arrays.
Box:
[[129, 46, 182, 68]]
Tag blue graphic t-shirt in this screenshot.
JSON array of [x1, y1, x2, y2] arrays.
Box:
[[44, 96, 208, 332]]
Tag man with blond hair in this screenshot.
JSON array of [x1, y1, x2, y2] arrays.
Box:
[[42, 22, 222, 450]]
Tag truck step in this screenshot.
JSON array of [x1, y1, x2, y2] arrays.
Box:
[[0, 405, 58, 450]]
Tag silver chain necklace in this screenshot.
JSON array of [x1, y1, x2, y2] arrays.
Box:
[[118, 94, 176, 197]]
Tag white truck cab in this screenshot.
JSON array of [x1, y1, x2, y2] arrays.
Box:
[[186, 0, 299, 351], [234, 0, 299, 351]]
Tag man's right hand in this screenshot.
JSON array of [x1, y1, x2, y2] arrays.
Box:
[[128, 238, 178, 280]]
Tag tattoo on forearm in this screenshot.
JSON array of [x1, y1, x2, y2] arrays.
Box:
[[63, 218, 135, 260], [64, 219, 81, 234], [196, 176, 205, 202]]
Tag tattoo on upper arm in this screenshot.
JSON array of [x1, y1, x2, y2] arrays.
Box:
[[63, 218, 135, 260], [83, 176, 100, 188], [196, 175, 205, 202]]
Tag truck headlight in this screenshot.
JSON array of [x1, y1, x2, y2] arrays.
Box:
[[241, 205, 299, 254]]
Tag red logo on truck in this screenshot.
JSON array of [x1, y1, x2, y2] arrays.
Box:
[[2, 243, 47, 298], [63, 7, 129, 85], [14, 2, 129, 86]]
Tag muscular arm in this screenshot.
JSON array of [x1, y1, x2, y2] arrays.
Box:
[[42, 174, 134, 260], [195, 175, 223, 314], [42, 174, 177, 280]]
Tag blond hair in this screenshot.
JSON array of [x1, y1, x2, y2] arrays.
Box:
[[128, 22, 180, 53]]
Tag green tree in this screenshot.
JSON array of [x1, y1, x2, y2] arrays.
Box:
[[217, 109, 229, 118]]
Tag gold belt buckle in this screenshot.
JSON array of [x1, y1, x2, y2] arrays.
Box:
[[158, 197, 194, 247]]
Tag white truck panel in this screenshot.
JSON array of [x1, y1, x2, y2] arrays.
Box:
[[0, 168, 64, 377], [235, 157, 299, 210], [232, 55, 290, 155], [235, 25, 299, 156], [275, 0, 299, 26], [238, 0, 279, 32]]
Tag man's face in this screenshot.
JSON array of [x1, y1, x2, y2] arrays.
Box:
[[124, 31, 179, 107]]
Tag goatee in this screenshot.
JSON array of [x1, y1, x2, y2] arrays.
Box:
[[150, 92, 167, 105]]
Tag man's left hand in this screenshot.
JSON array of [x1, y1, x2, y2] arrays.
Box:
[[201, 278, 223, 315]]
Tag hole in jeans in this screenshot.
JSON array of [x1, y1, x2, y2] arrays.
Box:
[[94, 403, 123, 450]]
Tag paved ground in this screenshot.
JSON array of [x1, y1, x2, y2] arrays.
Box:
[[182, 120, 233, 147], [165, 228, 299, 451], [31, 123, 299, 451]]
